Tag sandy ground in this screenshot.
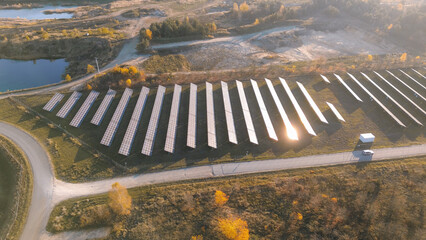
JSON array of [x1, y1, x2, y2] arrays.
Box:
[[182, 25, 403, 70]]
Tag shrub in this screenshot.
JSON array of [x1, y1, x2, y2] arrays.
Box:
[[215, 190, 229, 206], [108, 182, 132, 215], [217, 218, 249, 240], [65, 74, 72, 82]]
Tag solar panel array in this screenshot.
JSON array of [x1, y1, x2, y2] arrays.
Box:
[[334, 74, 363, 102], [280, 78, 316, 136], [69, 91, 99, 127], [43, 93, 64, 112], [296, 82, 328, 124], [100, 88, 133, 146], [206, 82, 217, 148], [386, 70, 426, 102], [118, 87, 150, 156], [164, 85, 182, 153], [56, 91, 82, 118], [320, 74, 330, 83], [221, 81, 238, 144], [326, 102, 345, 122], [91, 89, 116, 126], [411, 68, 425, 79], [347, 73, 405, 127], [361, 72, 422, 126], [236, 80, 258, 144], [141, 85, 166, 156], [250, 79, 278, 141], [265, 78, 298, 141], [374, 71, 426, 115], [187, 83, 197, 149], [399, 69, 426, 90]]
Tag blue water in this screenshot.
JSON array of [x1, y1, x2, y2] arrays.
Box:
[[0, 59, 69, 92], [0, 6, 74, 20]]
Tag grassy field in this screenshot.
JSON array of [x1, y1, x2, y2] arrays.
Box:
[[11, 66, 426, 182], [47, 157, 426, 239], [0, 135, 33, 240]]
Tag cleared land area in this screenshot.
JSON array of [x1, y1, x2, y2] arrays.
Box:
[[5, 67, 425, 182], [0, 135, 33, 240], [47, 157, 426, 239]]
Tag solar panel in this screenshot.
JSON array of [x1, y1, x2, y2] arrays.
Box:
[[236, 80, 258, 144], [326, 102, 345, 122], [91, 89, 116, 126], [334, 73, 363, 102], [141, 85, 166, 156], [56, 91, 82, 118], [361, 72, 422, 126], [100, 88, 133, 146], [118, 87, 150, 156], [320, 74, 330, 83], [43, 93, 64, 112], [187, 83, 197, 149], [250, 79, 278, 141], [265, 78, 298, 141], [296, 82, 328, 124], [386, 70, 426, 102], [69, 91, 99, 127], [164, 84, 182, 153], [411, 68, 426, 79], [399, 69, 426, 90], [280, 78, 316, 136], [347, 73, 405, 127], [221, 81, 237, 144], [206, 82, 217, 148], [374, 71, 426, 115]]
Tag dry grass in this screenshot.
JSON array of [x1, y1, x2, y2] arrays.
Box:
[[47, 157, 426, 239]]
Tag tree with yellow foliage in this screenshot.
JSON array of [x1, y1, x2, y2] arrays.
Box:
[[232, 3, 239, 13], [209, 22, 217, 33], [297, 212, 303, 220], [191, 235, 203, 240], [87, 64, 95, 74], [86, 84, 92, 90], [145, 29, 153, 40], [108, 182, 132, 215], [239, 2, 250, 12], [367, 54, 373, 61], [128, 66, 138, 75], [218, 218, 249, 240], [215, 190, 229, 206], [400, 53, 407, 62], [387, 24, 393, 30], [65, 74, 72, 82], [126, 79, 132, 87]]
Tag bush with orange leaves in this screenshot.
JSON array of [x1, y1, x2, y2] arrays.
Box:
[[108, 182, 132, 215], [400, 53, 407, 62], [215, 190, 229, 206], [218, 218, 249, 240]]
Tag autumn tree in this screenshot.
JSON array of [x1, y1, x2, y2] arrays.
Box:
[[145, 29, 153, 40], [86, 84, 92, 90], [253, 18, 260, 25], [218, 218, 249, 240], [87, 64, 95, 73], [215, 190, 229, 206], [367, 54, 373, 61], [126, 79, 132, 87], [400, 52, 407, 62], [232, 2, 239, 13], [65, 74, 72, 82], [239, 2, 250, 12], [108, 182, 132, 215]]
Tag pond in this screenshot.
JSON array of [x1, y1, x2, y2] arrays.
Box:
[[0, 6, 74, 20], [0, 59, 69, 92]]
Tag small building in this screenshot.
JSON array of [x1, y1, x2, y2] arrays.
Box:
[[360, 133, 375, 143]]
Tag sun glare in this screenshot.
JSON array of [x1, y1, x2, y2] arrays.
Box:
[[287, 126, 299, 141]]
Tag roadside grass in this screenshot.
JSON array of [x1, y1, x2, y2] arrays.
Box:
[[0, 98, 119, 182], [15, 67, 426, 181], [0, 135, 33, 240], [141, 54, 191, 74], [47, 157, 426, 239]]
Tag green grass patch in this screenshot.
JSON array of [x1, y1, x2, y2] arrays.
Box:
[[12, 68, 426, 182], [141, 54, 191, 74], [0, 135, 33, 240], [48, 157, 426, 239], [0, 98, 120, 182]]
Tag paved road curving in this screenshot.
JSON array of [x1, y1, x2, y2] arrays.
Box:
[[1, 121, 426, 239], [0, 122, 54, 240]]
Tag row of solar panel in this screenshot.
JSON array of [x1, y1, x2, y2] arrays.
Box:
[[43, 68, 425, 156]]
